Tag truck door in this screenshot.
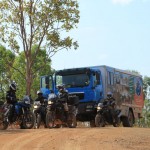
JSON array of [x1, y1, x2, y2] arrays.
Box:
[[40, 75, 53, 98], [93, 71, 103, 102]]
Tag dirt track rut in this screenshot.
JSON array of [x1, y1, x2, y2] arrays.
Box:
[[0, 127, 150, 150]]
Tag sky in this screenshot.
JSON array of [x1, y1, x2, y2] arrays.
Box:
[[51, 0, 150, 77]]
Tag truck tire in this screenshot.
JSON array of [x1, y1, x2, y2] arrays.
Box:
[[122, 110, 134, 127], [95, 114, 105, 127]]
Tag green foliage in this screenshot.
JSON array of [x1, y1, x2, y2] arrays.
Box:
[[143, 76, 150, 97], [126, 70, 141, 76], [139, 99, 150, 128], [0, 45, 15, 99], [0, 0, 79, 52], [135, 76, 150, 128]]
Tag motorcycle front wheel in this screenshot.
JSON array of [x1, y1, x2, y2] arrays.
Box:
[[67, 114, 77, 128], [34, 113, 41, 129], [113, 117, 121, 127], [95, 114, 105, 127], [22, 111, 35, 129], [46, 111, 55, 129]]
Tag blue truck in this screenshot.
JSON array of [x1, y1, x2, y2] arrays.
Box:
[[40, 65, 144, 127]]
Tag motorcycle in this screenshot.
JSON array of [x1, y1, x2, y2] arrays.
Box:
[[33, 100, 47, 128], [46, 94, 78, 128], [95, 102, 121, 127], [0, 95, 35, 130]]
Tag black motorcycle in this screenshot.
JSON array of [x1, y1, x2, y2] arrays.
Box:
[[0, 96, 35, 130], [46, 94, 78, 128], [33, 101, 47, 128], [95, 102, 121, 127]]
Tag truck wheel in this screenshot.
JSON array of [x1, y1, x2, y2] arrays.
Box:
[[122, 110, 134, 127], [95, 114, 105, 127]]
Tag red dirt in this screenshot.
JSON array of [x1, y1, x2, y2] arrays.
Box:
[[0, 126, 150, 150]]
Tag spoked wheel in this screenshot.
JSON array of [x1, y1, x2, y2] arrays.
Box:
[[0, 115, 8, 130], [68, 114, 77, 128], [23, 111, 35, 129], [34, 113, 41, 129], [46, 111, 55, 129], [113, 117, 121, 127], [95, 114, 105, 127]]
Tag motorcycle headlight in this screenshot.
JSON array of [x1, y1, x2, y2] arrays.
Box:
[[34, 105, 38, 109], [97, 106, 101, 110], [48, 101, 53, 105]]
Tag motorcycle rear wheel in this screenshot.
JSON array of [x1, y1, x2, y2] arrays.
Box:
[[0, 114, 8, 130]]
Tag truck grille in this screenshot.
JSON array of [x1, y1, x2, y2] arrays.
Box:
[[69, 92, 84, 100]]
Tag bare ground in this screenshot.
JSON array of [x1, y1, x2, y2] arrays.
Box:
[[0, 126, 150, 150]]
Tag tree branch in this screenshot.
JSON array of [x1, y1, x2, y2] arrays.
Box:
[[6, 61, 26, 80]]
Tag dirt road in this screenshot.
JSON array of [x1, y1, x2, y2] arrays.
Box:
[[0, 127, 150, 150]]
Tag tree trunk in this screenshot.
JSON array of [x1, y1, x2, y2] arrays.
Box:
[[26, 59, 32, 96]]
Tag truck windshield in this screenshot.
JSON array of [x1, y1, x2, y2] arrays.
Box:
[[56, 74, 90, 88]]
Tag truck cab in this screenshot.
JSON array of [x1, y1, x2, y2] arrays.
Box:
[[40, 67, 104, 121]]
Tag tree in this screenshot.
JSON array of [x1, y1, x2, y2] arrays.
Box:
[[0, 45, 15, 98], [12, 45, 53, 99], [126, 70, 141, 76], [143, 76, 150, 98], [137, 76, 150, 128], [139, 99, 150, 128], [0, 0, 80, 95]]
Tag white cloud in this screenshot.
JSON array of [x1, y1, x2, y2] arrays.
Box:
[[112, 0, 134, 5]]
